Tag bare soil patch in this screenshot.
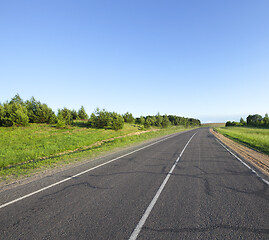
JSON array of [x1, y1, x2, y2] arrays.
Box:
[[211, 128, 269, 177]]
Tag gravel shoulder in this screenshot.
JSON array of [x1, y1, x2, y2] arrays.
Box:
[[211, 128, 269, 177]]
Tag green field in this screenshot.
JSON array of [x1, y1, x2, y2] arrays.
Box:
[[0, 122, 193, 180], [215, 127, 269, 155]]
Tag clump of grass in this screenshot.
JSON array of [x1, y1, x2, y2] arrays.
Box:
[[215, 127, 269, 155]]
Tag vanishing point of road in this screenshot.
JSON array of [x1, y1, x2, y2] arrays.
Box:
[[0, 128, 268, 239]]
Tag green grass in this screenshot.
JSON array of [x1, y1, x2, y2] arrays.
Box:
[[0, 121, 195, 181], [215, 126, 269, 155]]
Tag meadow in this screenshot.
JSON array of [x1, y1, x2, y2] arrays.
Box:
[[215, 127, 269, 155], [0, 121, 192, 179]]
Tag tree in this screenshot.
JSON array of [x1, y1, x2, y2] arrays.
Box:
[[264, 113, 269, 127], [247, 114, 263, 127], [155, 113, 163, 127], [88, 108, 112, 128], [123, 112, 134, 123], [0, 102, 29, 127], [78, 106, 88, 120], [225, 121, 233, 127], [240, 117, 246, 126], [162, 115, 171, 128], [144, 118, 152, 128], [9, 94, 24, 106], [71, 109, 79, 120], [111, 112, 124, 130], [58, 108, 73, 125], [26, 97, 56, 124], [135, 116, 145, 125]]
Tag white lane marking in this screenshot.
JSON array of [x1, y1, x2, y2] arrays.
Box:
[[215, 138, 269, 186], [129, 132, 198, 240], [0, 131, 189, 209]]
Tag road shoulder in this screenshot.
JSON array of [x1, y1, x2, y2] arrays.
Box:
[[210, 128, 269, 178]]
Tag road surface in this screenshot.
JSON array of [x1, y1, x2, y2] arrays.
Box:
[[0, 128, 268, 239]]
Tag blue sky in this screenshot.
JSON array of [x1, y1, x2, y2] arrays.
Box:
[[1, 0, 268, 123]]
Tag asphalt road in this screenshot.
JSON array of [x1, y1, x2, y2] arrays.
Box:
[[0, 128, 269, 239]]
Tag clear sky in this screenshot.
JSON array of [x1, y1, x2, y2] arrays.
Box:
[[1, 0, 268, 123]]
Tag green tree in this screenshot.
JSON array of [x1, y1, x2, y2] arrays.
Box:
[[264, 113, 269, 127], [9, 94, 25, 106], [240, 117, 246, 126], [0, 102, 29, 127], [71, 109, 79, 120], [58, 108, 73, 125], [161, 114, 171, 128], [111, 112, 124, 130], [144, 118, 152, 128], [123, 112, 134, 123], [155, 113, 163, 127], [78, 106, 88, 119], [26, 97, 56, 124], [88, 108, 112, 128]]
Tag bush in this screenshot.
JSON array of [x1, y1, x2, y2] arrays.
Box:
[[57, 108, 73, 125], [135, 116, 145, 125], [144, 118, 152, 128], [155, 113, 163, 127], [56, 116, 66, 128], [71, 110, 79, 120], [0, 102, 29, 127], [26, 97, 56, 124], [162, 115, 171, 128], [123, 112, 134, 123], [111, 112, 124, 130], [78, 106, 88, 120], [88, 108, 112, 128]]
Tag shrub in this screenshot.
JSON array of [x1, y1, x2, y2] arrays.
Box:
[[111, 112, 124, 130], [155, 113, 163, 127], [56, 116, 66, 128], [78, 106, 88, 120], [0, 102, 29, 127], [88, 108, 112, 128], [26, 97, 56, 124], [144, 118, 152, 128], [123, 112, 134, 123], [71, 109, 79, 120], [57, 108, 73, 125], [135, 116, 145, 125], [162, 114, 171, 128]]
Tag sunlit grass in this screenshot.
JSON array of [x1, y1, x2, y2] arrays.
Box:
[[0, 122, 194, 179], [215, 127, 269, 155]]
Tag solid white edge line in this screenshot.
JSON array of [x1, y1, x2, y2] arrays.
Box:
[[0, 130, 189, 209], [128, 131, 198, 240], [215, 138, 269, 186]]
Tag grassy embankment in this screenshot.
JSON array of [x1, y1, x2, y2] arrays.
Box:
[[215, 127, 269, 155], [0, 121, 195, 180]]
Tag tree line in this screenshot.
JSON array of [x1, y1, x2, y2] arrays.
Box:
[[0, 94, 201, 130], [89, 109, 201, 130], [0, 94, 88, 128], [226, 114, 269, 128]]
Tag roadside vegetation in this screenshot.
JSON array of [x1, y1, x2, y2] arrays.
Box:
[[0, 94, 201, 181], [215, 114, 269, 155]]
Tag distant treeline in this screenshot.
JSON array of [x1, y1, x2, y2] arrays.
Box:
[[226, 114, 269, 128], [0, 94, 201, 130]]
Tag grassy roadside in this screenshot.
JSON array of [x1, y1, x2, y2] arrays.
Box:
[[0, 122, 196, 182], [214, 127, 269, 155]]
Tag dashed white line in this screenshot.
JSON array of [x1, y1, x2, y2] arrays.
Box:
[[128, 132, 198, 240]]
